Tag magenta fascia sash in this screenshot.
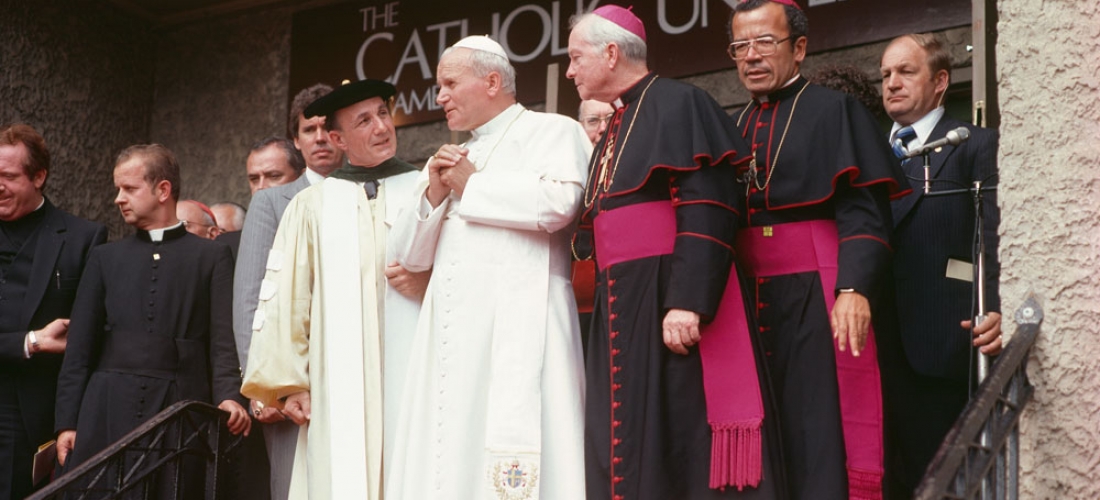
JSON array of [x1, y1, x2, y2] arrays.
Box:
[[594, 201, 765, 490], [736, 220, 884, 499]]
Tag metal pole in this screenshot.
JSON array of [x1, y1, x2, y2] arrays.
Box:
[[974, 180, 989, 384], [923, 153, 932, 194], [973, 179, 991, 500]]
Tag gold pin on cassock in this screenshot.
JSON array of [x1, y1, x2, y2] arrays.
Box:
[[763, 226, 774, 237]]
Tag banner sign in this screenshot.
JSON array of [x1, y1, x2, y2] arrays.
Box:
[[289, 0, 969, 126]]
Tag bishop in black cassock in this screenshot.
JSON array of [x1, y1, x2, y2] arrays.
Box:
[[569, 7, 784, 500], [732, 74, 907, 500], [729, 2, 908, 498]]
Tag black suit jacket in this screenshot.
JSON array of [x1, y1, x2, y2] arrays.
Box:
[[215, 230, 241, 262], [0, 201, 107, 450], [890, 116, 1000, 379]]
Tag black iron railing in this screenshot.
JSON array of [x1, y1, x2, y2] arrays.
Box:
[[28, 400, 244, 500], [915, 295, 1042, 500]]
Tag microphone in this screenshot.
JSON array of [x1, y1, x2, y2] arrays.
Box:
[[904, 127, 971, 158]]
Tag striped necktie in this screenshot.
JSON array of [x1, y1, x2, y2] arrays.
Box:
[[892, 126, 917, 159]]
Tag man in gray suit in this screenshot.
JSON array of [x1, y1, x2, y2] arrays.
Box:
[[232, 83, 342, 500]]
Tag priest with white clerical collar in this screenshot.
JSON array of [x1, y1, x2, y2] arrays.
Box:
[[55, 144, 250, 494]]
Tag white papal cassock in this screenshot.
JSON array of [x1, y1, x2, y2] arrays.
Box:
[[387, 104, 591, 500]]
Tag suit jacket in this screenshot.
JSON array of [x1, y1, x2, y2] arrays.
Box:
[[233, 174, 311, 371], [216, 230, 242, 262], [890, 115, 1000, 379], [0, 201, 106, 454]]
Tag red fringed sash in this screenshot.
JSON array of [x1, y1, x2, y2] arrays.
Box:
[[736, 220, 885, 500], [594, 201, 764, 490]]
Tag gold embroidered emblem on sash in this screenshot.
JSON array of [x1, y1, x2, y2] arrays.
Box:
[[489, 458, 539, 499]]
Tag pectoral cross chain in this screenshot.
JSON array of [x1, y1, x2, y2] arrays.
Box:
[[598, 134, 617, 190]]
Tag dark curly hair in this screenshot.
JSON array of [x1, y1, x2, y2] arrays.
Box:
[[809, 64, 887, 121]]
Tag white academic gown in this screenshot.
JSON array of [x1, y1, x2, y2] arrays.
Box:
[[242, 171, 420, 500], [386, 104, 591, 500]]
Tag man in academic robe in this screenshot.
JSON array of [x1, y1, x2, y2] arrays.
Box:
[[879, 33, 1001, 498], [567, 7, 784, 499], [0, 124, 106, 500], [55, 144, 250, 474], [233, 85, 341, 500], [726, 1, 908, 498], [241, 79, 423, 500], [385, 35, 589, 500]]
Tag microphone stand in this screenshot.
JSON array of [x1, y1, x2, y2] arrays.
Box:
[[912, 155, 997, 387], [909, 133, 997, 497], [915, 156, 998, 486]]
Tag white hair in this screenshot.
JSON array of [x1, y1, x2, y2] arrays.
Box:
[[441, 46, 517, 95], [570, 13, 647, 64]]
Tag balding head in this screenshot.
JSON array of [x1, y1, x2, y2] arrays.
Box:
[[210, 202, 246, 232], [177, 200, 219, 240]]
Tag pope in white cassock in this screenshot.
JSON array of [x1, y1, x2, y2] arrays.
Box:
[[241, 79, 426, 500], [386, 36, 591, 500]]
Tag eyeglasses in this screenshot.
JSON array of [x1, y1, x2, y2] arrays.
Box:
[[180, 219, 215, 230], [727, 36, 791, 60], [582, 113, 614, 130]]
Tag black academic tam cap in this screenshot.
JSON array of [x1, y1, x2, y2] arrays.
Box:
[[303, 79, 396, 118]]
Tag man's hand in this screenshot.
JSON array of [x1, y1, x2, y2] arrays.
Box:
[[219, 400, 252, 436], [439, 154, 476, 197], [962, 311, 1002, 355], [832, 291, 871, 357], [663, 309, 701, 356], [427, 145, 469, 207], [283, 391, 311, 426], [57, 430, 76, 467], [250, 399, 285, 424], [35, 318, 70, 354], [385, 262, 431, 301]]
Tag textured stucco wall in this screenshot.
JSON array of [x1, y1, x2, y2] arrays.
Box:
[[151, 7, 293, 210], [998, 1, 1100, 497], [0, 0, 155, 239]]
